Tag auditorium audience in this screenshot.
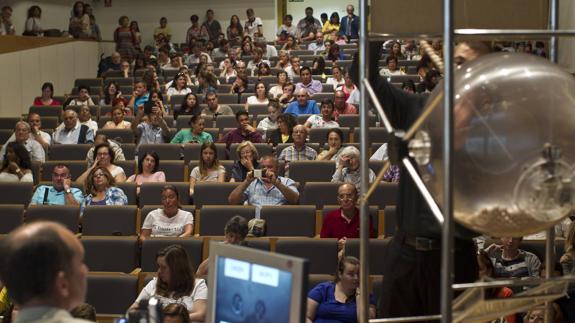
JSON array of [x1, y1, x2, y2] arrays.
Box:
[[202, 9, 222, 42], [229, 72, 249, 99], [201, 91, 234, 116], [173, 93, 201, 120], [485, 237, 542, 287], [322, 12, 340, 41], [285, 55, 302, 80], [114, 16, 137, 62], [278, 82, 296, 106], [332, 90, 358, 121], [327, 43, 345, 62], [379, 55, 405, 77], [317, 128, 346, 162], [278, 125, 317, 176], [307, 256, 376, 322], [285, 89, 319, 116], [0, 6, 15, 35], [166, 73, 192, 101], [339, 5, 359, 41], [0, 121, 45, 163], [86, 134, 125, 168], [311, 56, 327, 76], [132, 108, 171, 147], [154, 17, 172, 43], [305, 99, 340, 129], [26, 112, 52, 149], [295, 67, 323, 95], [257, 100, 281, 135], [189, 142, 226, 195], [126, 151, 166, 191], [281, 35, 300, 52], [132, 245, 207, 321], [245, 82, 270, 109], [128, 81, 150, 113], [34, 82, 61, 106], [276, 14, 296, 44], [140, 185, 193, 240], [275, 50, 291, 70], [69, 85, 95, 106], [476, 250, 516, 323], [269, 71, 288, 99], [297, 7, 322, 42], [171, 115, 213, 145], [244, 8, 263, 39], [0, 142, 33, 183], [267, 113, 296, 146], [30, 164, 83, 205], [78, 105, 98, 134], [103, 106, 132, 129], [338, 72, 360, 104], [326, 66, 345, 89], [230, 141, 260, 182], [308, 32, 326, 55], [69, 1, 90, 38], [331, 146, 376, 192], [83, 166, 128, 206], [78, 142, 126, 185], [100, 81, 123, 106]]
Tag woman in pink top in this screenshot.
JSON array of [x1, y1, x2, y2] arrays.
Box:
[[127, 151, 166, 194], [33, 82, 61, 106]]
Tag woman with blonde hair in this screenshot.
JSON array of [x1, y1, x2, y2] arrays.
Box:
[[230, 141, 259, 182], [83, 166, 128, 206], [189, 142, 226, 195]]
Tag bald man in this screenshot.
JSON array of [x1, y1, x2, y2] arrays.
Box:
[[0, 121, 45, 163], [284, 88, 320, 116], [52, 110, 94, 145], [0, 222, 90, 323]]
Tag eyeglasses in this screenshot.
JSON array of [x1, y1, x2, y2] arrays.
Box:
[[96, 152, 109, 156], [337, 194, 355, 200], [92, 172, 106, 178]]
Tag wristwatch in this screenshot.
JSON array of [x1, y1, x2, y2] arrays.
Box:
[[65, 188, 72, 194]]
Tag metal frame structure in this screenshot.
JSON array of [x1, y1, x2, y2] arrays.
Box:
[[357, 0, 575, 322]]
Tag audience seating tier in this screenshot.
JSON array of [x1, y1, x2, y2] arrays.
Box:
[[82, 236, 139, 273], [0, 117, 22, 130], [140, 237, 204, 272], [260, 205, 316, 237], [49, 144, 92, 161], [275, 238, 338, 275], [117, 182, 138, 205], [0, 182, 33, 205], [86, 273, 138, 316], [82, 205, 138, 236], [192, 182, 241, 208], [97, 129, 135, 144], [0, 205, 24, 234], [25, 205, 80, 233], [29, 106, 64, 121], [343, 238, 391, 275], [289, 160, 336, 184], [137, 144, 182, 161], [139, 182, 191, 207], [197, 205, 256, 236]]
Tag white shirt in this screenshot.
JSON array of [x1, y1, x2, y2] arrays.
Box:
[[346, 88, 360, 105], [244, 17, 263, 38], [379, 68, 406, 77], [269, 85, 283, 99], [69, 97, 95, 106], [246, 96, 269, 105], [166, 87, 192, 98], [136, 278, 208, 312], [142, 208, 194, 237], [0, 138, 45, 163], [305, 115, 340, 129], [81, 119, 98, 134], [0, 172, 33, 183], [326, 77, 345, 88]]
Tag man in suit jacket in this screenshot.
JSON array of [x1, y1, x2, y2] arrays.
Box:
[[339, 5, 360, 41]]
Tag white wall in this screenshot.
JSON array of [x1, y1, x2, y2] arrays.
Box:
[[559, 0, 575, 72], [286, 0, 359, 26]]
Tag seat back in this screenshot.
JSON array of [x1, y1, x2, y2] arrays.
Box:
[[301, 182, 340, 208], [82, 205, 138, 236], [383, 206, 397, 237], [25, 205, 80, 233], [0, 182, 33, 205], [367, 182, 398, 209], [117, 182, 138, 205], [0, 205, 24, 233], [215, 115, 238, 130], [140, 238, 204, 272], [197, 205, 256, 236], [82, 236, 138, 272], [288, 160, 335, 184], [98, 129, 135, 144], [49, 144, 92, 161], [343, 238, 391, 275], [275, 238, 338, 274], [157, 160, 186, 181], [139, 182, 191, 207], [260, 205, 316, 237], [0, 117, 22, 129], [86, 273, 138, 315], [193, 182, 240, 207], [137, 144, 182, 160]]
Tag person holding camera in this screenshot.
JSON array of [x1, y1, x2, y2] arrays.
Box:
[[132, 98, 170, 149], [228, 155, 299, 217]]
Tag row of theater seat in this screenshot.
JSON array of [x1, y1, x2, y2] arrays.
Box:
[[1, 180, 398, 208], [0, 204, 397, 239]]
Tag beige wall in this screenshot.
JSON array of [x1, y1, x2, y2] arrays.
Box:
[[0, 40, 101, 117]]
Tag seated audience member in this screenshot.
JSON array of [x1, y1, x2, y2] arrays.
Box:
[[174, 93, 202, 120], [230, 141, 260, 182], [485, 237, 541, 281], [201, 91, 234, 116], [132, 108, 170, 147], [52, 109, 95, 144], [275, 50, 291, 70], [257, 62, 272, 78], [83, 166, 128, 206], [331, 146, 375, 192], [308, 32, 325, 55], [276, 14, 296, 43], [269, 71, 288, 99], [128, 81, 150, 114], [103, 106, 131, 129], [166, 73, 192, 101], [30, 164, 83, 205], [305, 99, 340, 129], [86, 134, 125, 168], [285, 55, 301, 80], [219, 58, 238, 84], [246, 47, 270, 72], [0, 121, 45, 163], [370, 143, 401, 183], [126, 151, 166, 192], [278, 82, 296, 106], [317, 128, 345, 163], [171, 115, 213, 145], [78, 105, 98, 134], [78, 142, 126, 185], [257, 101, 281, 138], [379, 55, 405, 77], [100, 81, 123, 106], [320, 183, 375, 244], [69, 85, 95, 106], [0, 142, 33, 183], [140, 185, 193, 240], [196, 215, 249, 278], [131, 245, 207, 321], [326, 66, 345, 89], [228, 155, 299, 216], [229, 72, 249, 100], [70, 303, 97, 322], [332, 90, 358, 121], [26, 112, 51, 150], [162, 304, 191, 323], [285, 89, 320, 116], [245, 82, 270, 108], [295, 67, 323, 95], [219, 110, 263, 149], [267, 113, 296, 146], [278, 125, 317, 172], [326, 43, 345, 62], [33, 82, 62, 106], [311, 56, 327, 76], [307, 256, 377, 322], [401, 80, 417, 94], [476, 250, 516, 323], [337, 72, 360, 105], [189, 142, 226, 195]]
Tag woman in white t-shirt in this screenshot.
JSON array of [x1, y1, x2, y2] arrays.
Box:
[[140, 185, 193, 240], [245, 81, 269, 111], [131, 245, 207, 322], [189, 142, 226, 195], [304, 99, 340, 129], [325, 65, 345, 89], [269, 70, 288, 99], [166, 73, 192, 101]]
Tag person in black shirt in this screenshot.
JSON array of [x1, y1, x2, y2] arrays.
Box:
[[351, 40, 490, 319]]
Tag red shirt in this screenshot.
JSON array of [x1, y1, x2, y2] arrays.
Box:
[[33, 98, 62, 106], [320, 207, 375, 239], [333, 103, 358, 121]]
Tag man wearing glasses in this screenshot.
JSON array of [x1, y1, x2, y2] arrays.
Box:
[[332, 90, 358, 121], [30, 164, 84, 206]]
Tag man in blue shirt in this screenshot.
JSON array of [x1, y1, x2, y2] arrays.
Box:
[[339, 5, 360, 41], [128, 81, 149, 115], [285, 88, 319, 116], [30, 164, 84, 206]]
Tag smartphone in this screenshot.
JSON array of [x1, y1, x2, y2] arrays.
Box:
[[253, 169, 262, 178]]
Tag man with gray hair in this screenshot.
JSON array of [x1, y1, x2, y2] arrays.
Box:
[[52, 109, 94, 145], [0, 121, 45, 163], [331, 145, 376, 191], [278, 124, 317, 177]]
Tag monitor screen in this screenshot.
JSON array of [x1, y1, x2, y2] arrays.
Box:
[[206, 242, 308, 323]]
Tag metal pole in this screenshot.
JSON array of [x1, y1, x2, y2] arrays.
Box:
[[358, 0, 370, 321], [545, 1, 558, 322], [440, 0, 455, 321]]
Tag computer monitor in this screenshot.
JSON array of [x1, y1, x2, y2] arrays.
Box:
[[206, 242, 309, 323]]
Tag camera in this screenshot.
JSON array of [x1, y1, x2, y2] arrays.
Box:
[[253, 169, 268, 179], [119, 297, 162, 323]]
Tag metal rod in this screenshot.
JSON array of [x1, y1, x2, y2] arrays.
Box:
[[453, 275, 575, 290], [361, 161, 390, 203], [358, 0, 370, 321], [363, 79, 394, 134], [455, 28, 575, 36], [402, 158, 444, 224], [440, 0, 455, 321], [403, 92, 443, 141], [369, 314, 442, 322], [419, 40, 445, 73]]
